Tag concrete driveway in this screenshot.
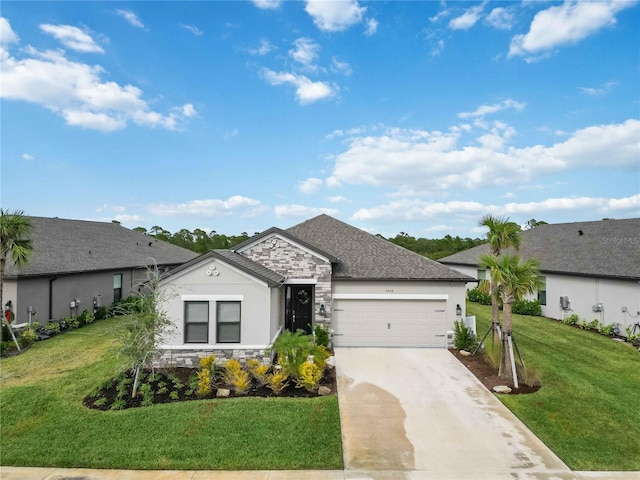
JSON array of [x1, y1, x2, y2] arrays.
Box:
[[335, 347, 571, 479]]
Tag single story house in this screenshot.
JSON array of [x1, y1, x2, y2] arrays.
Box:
[[2, 217, 198, 325], [440, 218, 640, 336], [157, 214, 473, 366]]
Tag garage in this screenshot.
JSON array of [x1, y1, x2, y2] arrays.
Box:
[[332, 297, 449, 347]]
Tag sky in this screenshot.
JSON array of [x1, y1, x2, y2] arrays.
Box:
[[1, 0, 639, 239]]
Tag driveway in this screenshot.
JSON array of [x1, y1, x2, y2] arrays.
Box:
[[335, 347, 571, 479]]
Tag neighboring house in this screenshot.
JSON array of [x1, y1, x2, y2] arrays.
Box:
[[440, 218, 640, 336], [157, 214, 473, 366], [2, 217, 198, 325]]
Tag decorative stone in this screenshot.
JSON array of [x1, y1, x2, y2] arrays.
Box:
[[459, 350, 471, 357], [318, 386, 331, 396], [493, 385, 512, 394], [216, 389, 230, 398]]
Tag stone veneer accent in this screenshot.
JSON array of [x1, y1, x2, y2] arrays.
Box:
[[241, 236, 333, 329], [154, 348, 272, 369]]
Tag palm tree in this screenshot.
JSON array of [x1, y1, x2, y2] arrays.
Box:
[[480, 253, 542, 385], [0, 209, 33, 351], [478, 215, 521, 339]]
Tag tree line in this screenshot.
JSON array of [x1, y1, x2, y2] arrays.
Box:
[[133, 225, 486, 259]]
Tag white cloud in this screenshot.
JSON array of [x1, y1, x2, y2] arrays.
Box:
[[458, 99, 525, 119], [248, 38, 275, 56], [21, 153, 34, 160], [0, 17, 19, 44], [149, 196, 262, 217], [351, 194, 640, 223], [297, 177, 323, 194], [429, 9, 450, 23], [509, 0, 636, 58], [331, 57, 352, 76], [485, 7, 514, 30], [116, 9, 144, 29], [40, 24, 104, 53], [305, 0, 366, 32], [275, 204, 339, 218], [578, 81, 618, 96], [365, 18, 378, 36], [431, 39, 445, 57], [0, 27, 194, 132], [97, 204, 126, 213], [180, 24, 203, 36], [449, 3, 485, 30], [252, 0, 282, 10], [327, 195, 348, 203], [326, 119, 639, 192], [114, 214, 144, 223], [261, 68, 336, 105], [289, 38, 320, 69]]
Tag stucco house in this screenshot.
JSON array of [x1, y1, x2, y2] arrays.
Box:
[[2, 217, 198, 325], [440, 218, 640, 336], [157, 214, 473, 366]]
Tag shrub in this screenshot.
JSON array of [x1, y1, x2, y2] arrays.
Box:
[[587, 319, 601, 331], [79, 309, 95, 325], [483, 338, 502, 370], [314, 323, 330, 348], [66, 316, 80, 329], [562, 314, 579, 325], [266, 367, 289, 395], [269, 330, 314, 380], [197, 368, 212, 397], [19, 328, 37, 348], [246, 359, 269, 386], [94, 306, 108, 320], [578, 320, 590, 330], [223, 359, 251, 395], [467, 288, 492, 305], [296, 361, 323, 392], [44, 321, 60, 334], [599, 323, 616, 336], [199, 354, 217, 371], [512, 299, 542, 316], [453, 320, 477, 351]]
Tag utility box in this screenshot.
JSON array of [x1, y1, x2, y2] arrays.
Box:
[[560, 296, 570, 310]]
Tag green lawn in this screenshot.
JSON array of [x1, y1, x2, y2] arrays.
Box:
[[467, 302, 640, 471], [0, 318, 343, 470]]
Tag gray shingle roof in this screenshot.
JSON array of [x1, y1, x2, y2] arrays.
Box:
[[162, 250, 285, 287], [4, 217, 199, 277], [286, 214, 473, 281], [440, 218, 640, 280]]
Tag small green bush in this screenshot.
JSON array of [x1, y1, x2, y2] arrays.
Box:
[[512, 299, 542, 316], [453, 320, 477, 351], [314, 324, 330, 348], [94, 306, 108, 320], [19, 328, 37, 348], [562, 314, 580, 325], [599, 323, 616, 336], [467, 288, 492, 305]]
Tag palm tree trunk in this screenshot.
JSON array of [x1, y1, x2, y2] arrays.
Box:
[[490, 276, 501, 345], [499, 302, 514, 381]]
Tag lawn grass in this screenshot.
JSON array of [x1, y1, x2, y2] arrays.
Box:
[[0, 317, 343, 470], [467, 301, 640, 471]]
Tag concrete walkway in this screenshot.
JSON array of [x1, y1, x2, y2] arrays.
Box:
[[2, 347, 639, 479]]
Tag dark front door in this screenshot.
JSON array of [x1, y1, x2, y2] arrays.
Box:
[[285, 285, 313, 334]]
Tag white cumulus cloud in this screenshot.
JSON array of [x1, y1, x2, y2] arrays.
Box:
[[252, 0, 282, 10], [1, 17, 19, 44], [149, 196, 262, 217], [485, 7, 514, 30], [458, 99, 525, 119], [248, 38, 275, 56], [289, 38, 320, 69], [297, 177, 323, 194], [261, 68, 336, 105], [449, 3, 485, 30], [305, 0, 367, 32], [116, 9, 144, 29], [40, 24, 104, 53], [509, 0, 636, 59]]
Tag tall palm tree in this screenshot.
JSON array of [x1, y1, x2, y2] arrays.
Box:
[[1, 209, 33, 315], [0, 210, 33, 351], [480, 253, 542, 384], [478, 215, 521, 337]]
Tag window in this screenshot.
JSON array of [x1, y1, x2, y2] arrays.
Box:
[[113, 274, 123, 302], [217, 301, 241, 343], [537, 276, 547, 306], [477, 269, 487, 280], [185, 301, 209, 343]]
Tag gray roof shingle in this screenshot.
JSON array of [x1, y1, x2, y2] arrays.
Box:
[[162, 250, 285, 287], [286, 214, 473, 281], [4, 217, 199, 277], [440, 218, 640, 280]]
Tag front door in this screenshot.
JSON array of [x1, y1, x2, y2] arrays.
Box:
[[285, 285, 313, 334]]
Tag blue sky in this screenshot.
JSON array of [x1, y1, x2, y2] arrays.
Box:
[[1, 0, 639, 238]]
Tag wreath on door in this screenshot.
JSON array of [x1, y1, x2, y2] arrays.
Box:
[[296, 289, 310, 305]]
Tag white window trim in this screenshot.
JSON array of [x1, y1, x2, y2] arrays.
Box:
[[182, 295, 244, 302], [285, 278, 318, 285], [333, 293, 449, 300]]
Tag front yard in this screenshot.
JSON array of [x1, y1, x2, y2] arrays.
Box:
[[467, 302, 640, 471], [0, 317, 343, 470]]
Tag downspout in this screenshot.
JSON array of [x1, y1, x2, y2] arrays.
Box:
[[49, 275, 59, 320]]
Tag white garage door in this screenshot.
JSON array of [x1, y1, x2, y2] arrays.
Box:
[[332, 299, 448, 347]]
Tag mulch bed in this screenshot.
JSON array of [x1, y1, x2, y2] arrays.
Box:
[[449, 348, 540, 395], [83, 365, 337, 411]]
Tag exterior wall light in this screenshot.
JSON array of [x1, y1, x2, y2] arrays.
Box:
[[456, 304, 462, 316]]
